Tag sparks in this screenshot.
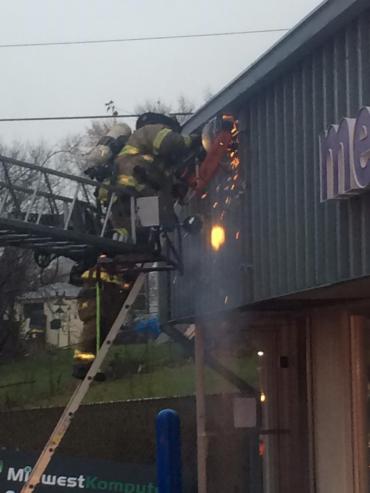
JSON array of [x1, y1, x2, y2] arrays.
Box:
[[231, 158, 240, 169], [201, 193, 208, 200], [224, 295, 229, 304], [211, 225, 226, 251], [235, 231, 240, 240], [213, 201, 218, 209]]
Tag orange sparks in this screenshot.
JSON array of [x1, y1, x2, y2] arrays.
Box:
[[211, 225, 226, 251], [233, 174, 239, 181], [231, 157, 240, 169], [231, 184, 236, 191]]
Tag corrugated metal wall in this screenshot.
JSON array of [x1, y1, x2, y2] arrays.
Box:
[[247, 9, 370, 301], [171, 8, 370, 318]]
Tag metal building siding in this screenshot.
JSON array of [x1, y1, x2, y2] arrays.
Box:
[[245, 10, 370, 301], [170, 8, 370, 319]]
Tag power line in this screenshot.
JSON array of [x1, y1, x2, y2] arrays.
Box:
[[0, 28, 288, 49], [0, 112, 193, 123]]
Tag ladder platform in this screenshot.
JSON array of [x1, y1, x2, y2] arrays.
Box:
[[0, 216, 161, 262], [0, 154, 184, 270]]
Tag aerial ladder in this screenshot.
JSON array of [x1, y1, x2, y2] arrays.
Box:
[[0, 114, 246, 492], [0, 152, 187, 492]]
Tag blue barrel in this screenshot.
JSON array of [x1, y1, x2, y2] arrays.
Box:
[[156, 409, 182, 493]]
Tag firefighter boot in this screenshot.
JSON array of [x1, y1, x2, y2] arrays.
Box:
[[72, 351, 106, 381]]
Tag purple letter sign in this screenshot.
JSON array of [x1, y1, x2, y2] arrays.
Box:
[[320, 106, 370, 201]]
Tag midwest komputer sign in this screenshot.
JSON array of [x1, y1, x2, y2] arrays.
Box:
[[320, 106, 370, 201], [0, 449, 157, 492]]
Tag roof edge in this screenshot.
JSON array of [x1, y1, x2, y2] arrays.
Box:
[[182, 0, 369, 133]]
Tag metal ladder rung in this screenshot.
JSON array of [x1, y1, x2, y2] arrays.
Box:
[[30, 241, 71, 247], [49, 244, 87, 250], [0, 234, 33, 240], [19, 238, 54, 244]]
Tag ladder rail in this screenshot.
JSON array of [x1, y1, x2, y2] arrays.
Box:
[[100, 192, 116, 237], [0, 154, 136, 199], [24, 171, 44, 222], [0, 179, 85, 206], [0, 188, 9, 215], [63, 183, 81, 229], [43, 173, 59, 214], [1, 160, 21, 216], [20, 268, 149, 493]]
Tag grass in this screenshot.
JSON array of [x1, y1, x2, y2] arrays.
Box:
[[0, 343, 258, 410]]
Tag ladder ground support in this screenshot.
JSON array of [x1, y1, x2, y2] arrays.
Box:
[[20, 267, 150, 493]]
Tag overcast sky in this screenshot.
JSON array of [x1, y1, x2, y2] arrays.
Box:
[[0, 0, 323, 147]]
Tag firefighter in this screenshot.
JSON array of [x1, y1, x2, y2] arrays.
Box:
[[83, 122, 132, 180], [72, 113, 200, 379], [72, 262, 137, 380], [111, 112, 201, 240]]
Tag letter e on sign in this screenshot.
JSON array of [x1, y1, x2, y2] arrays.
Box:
[[353, 107, 370, 188]]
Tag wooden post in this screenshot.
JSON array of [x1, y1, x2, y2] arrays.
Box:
[[195, 323, 207, 493]]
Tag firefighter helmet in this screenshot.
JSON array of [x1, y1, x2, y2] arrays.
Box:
[[136, 112, 181, 133]]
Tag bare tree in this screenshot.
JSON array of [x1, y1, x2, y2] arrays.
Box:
[[134, 98, 173, 116], [175, 95, 195, 124], [0, 140, 55, 356], [134, 95, 194, 125]]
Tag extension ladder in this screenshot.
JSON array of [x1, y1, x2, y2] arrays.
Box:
[[20, 268, 150, 492]]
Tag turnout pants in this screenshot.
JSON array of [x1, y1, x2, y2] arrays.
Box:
[[76, 281, 125, 355]]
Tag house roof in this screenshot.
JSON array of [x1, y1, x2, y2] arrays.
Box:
[[182, 0, 369, 134], [18, 282, 80, 302]]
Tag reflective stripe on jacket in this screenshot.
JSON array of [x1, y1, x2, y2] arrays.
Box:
[[81, 268, 122, 286]]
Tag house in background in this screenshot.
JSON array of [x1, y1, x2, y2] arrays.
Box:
[[17, 281, 82, 350]]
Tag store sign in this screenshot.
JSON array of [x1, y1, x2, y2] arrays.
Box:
[[320, 106, 370, 201], [0, 448, 157, 493]]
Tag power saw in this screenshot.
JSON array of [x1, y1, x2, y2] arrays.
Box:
[[176, 114, 239, 201]]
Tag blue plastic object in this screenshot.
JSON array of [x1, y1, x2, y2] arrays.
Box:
[[156, 409, 182, 493], [134, 316, 161, 337]]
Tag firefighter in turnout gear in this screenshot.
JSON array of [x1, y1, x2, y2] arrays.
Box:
[[72, 113, 199, 379], [111, 112, 201, 240], [72, 263, 136, 380]]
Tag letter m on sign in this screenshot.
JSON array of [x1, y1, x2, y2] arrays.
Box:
[[320, 118, 357, 201]]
